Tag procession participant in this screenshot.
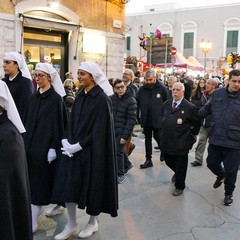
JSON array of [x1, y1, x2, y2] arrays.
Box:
[[24, 62, 67, 233], [52, 62, 118, 240], [0, 80, 32, 240], [2, 52, 34, 125]]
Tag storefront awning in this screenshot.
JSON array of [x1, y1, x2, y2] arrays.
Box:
[[21, 14, 81, 31]]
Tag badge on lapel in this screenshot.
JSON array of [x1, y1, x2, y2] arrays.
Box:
[[177, 118, 183, 124]]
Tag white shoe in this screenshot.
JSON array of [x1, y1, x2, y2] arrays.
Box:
[[46, 206, 64, 217], [54, 225, 79, 240], [78, 222, 98, 239]]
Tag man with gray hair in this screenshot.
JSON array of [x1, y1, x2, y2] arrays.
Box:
[[123, 68, 138, 98], [166, 75, 177, 98], [191, 77, 219, 167], [137, 70, 168, 168], [161, 82, 200, 196]]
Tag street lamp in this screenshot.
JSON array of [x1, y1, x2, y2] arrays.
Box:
[[200, 39, 212, 76]]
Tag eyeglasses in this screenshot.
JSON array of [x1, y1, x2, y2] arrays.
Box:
[[114, 85, 125, 90], [34, 73, 48, 79]]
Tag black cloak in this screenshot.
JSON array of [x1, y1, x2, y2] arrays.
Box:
[[24, 87, 67, 205], [52, 85, 118, 217], [0, 111, 33, 240], [2, 71, 34, 125]]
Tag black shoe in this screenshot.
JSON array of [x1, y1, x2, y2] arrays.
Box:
[[125, 163, 133, 175], [172, 188, 183, 196], [213, 177, 225, 189], [223, 194, 233, 206], [171, 174, 176, 183], [191, 161, 202, 167], [140, 160, 153, 169]]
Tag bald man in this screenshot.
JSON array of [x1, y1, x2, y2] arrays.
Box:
[[191, 77, 219, 167], [161, 82, 201, 196]]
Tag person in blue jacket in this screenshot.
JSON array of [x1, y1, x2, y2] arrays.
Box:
[[198, 69, 240, 206]]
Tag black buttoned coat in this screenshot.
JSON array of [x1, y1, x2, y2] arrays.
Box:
[[161, 98, 200, 156]]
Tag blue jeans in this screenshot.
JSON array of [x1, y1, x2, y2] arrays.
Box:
[[116, 135, 126, 177], [207, 144, 240, 195]]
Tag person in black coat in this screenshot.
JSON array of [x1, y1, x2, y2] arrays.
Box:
[[23, 63, 67, 233], [122, 69, 138, 156], [2, 52, 34, 126], [0, 81, 32, 240], [110, 79, 137, 184], [52, 62, 118, 240], [137, 70, 168, 168], [161, 82, 200, 196]]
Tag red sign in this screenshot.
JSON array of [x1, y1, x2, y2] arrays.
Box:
[[172, 47, 177, 55]]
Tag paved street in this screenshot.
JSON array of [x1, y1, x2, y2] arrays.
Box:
[[34, 129, 240, 240]]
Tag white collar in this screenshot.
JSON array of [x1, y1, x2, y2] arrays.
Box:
[[9, 71, 19, 81], [173, 97, 183, 106]]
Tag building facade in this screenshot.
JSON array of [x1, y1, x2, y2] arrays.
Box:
[[125, 3, 240, 74], [0, 0, 126, 80]]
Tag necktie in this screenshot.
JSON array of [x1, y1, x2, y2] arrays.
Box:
[[172, 101, 177, 110]]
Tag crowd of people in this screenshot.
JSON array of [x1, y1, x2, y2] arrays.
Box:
[[0, 51, 240, 240]]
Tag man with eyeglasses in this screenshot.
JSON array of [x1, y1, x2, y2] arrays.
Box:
[[110, 79, 137, 184], [198, 69, 240, 206], [2, 52, 34, 125]]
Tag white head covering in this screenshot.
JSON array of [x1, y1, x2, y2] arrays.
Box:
[[78, 62, 113, 96], [35, 63, 66, 97], [4, 52, 32, 80], [0, 80, 26, 133]]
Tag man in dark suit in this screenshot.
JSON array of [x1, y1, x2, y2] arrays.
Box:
[[137, 70, 168, 168], [161, 82, 200, 196]]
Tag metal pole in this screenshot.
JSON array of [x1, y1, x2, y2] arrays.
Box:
[[164, 40, 168, 80], [106, 44, 108, 76], [149, 38, 152, 69], [204, 51, 207, 77]]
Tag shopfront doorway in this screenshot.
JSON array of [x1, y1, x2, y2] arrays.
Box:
[[23, 27, 68, 81]]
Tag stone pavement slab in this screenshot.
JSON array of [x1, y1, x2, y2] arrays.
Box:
[[34, 132, 240, 240]]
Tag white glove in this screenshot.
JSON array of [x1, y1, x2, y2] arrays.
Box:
[[47, 148, 57, 164], [61, 139, 69, 148], [61, 139, 82, 157], [61, 139, 73, 157]]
